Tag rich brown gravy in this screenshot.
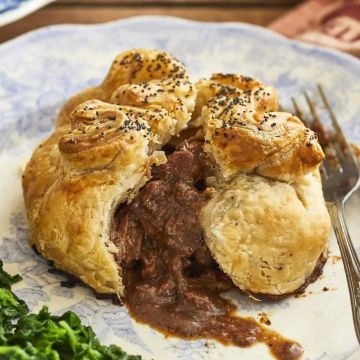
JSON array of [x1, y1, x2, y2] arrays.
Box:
[[111, 141, 303, 360]]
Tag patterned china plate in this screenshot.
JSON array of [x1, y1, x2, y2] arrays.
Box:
[[1, 16, 360, 360]]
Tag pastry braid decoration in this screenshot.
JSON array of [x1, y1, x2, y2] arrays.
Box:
[[22, 49, 195, 295]]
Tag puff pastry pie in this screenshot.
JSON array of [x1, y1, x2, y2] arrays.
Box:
[[22, 49, 331, 358]]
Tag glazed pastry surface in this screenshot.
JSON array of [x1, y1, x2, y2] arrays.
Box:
[[23, 49, 195, 294], [22, 50, 330, 298]]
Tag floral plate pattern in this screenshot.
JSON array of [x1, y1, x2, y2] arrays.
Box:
[[0, 16, 360, 360]]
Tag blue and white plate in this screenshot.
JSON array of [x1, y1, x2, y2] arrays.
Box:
[[1, 16, 360, 360], [0, 0, 54, 27]]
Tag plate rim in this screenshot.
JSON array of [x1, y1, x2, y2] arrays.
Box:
[[1, 14, 360, 360], [1, 14, 360, 73]]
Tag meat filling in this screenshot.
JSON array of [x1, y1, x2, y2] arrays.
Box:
[[111, 141, 303, 360]]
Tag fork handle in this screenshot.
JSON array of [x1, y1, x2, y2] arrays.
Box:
[[328, 201, 360, 344]]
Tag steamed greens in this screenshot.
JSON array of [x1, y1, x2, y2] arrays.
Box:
[[0, 260, 141, 360], [0, 260, 22, 290]]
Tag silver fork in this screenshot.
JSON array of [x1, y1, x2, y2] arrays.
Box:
[[292, 85, 360, 344]]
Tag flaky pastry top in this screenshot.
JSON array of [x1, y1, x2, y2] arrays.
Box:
[[22, 49, 195, 295], [196, 74, 324, 182], [23, 52, 329, 299], [56, 49, 196, 136]]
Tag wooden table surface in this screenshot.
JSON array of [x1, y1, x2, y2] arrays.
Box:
[[0, 0, 302, 44]]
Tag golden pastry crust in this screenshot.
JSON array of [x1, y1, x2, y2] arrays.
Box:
[[197, 74, 324, 182], [22, 49, 195, 295], [23, 100, 166, 295], [110, 79, 195, 138], [56, 49, 195, 131], [191, 73, 278, 127], [196, 73, 330, 296], [201, 170, 331, 295], [205, 110, 325, 181], [23, 56, 330, 299]]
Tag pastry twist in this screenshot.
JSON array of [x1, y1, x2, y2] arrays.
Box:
[[57, 49, 196, 134], [22, 49, 195, 295], [196, 74, 324, 182]]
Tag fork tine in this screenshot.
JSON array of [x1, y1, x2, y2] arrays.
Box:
[[318, 85, 342, 135], [303, 90, 332, 150], [320, 162, 329, 179], [291, 97, 303, 119], [303, 91, 322, 129], [332, 143, 346, 175], [291, 97, 310, 127], [292, 95, 328, 177], [303, 90, 343, 172], [317, 84, 357, 163]]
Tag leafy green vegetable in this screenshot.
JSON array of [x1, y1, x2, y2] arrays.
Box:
[[0, 288, 29, 324], [0, 261, 22, 290], [0, 306, 141, 359], [0, 276, 29, 348], [0, 261, 141, 360]]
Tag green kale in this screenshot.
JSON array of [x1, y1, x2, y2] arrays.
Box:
[[0, 261, 22, 290], [0, 306, 141, 359], [0, 261, 141, 360], [0, 288, 29, 323]]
